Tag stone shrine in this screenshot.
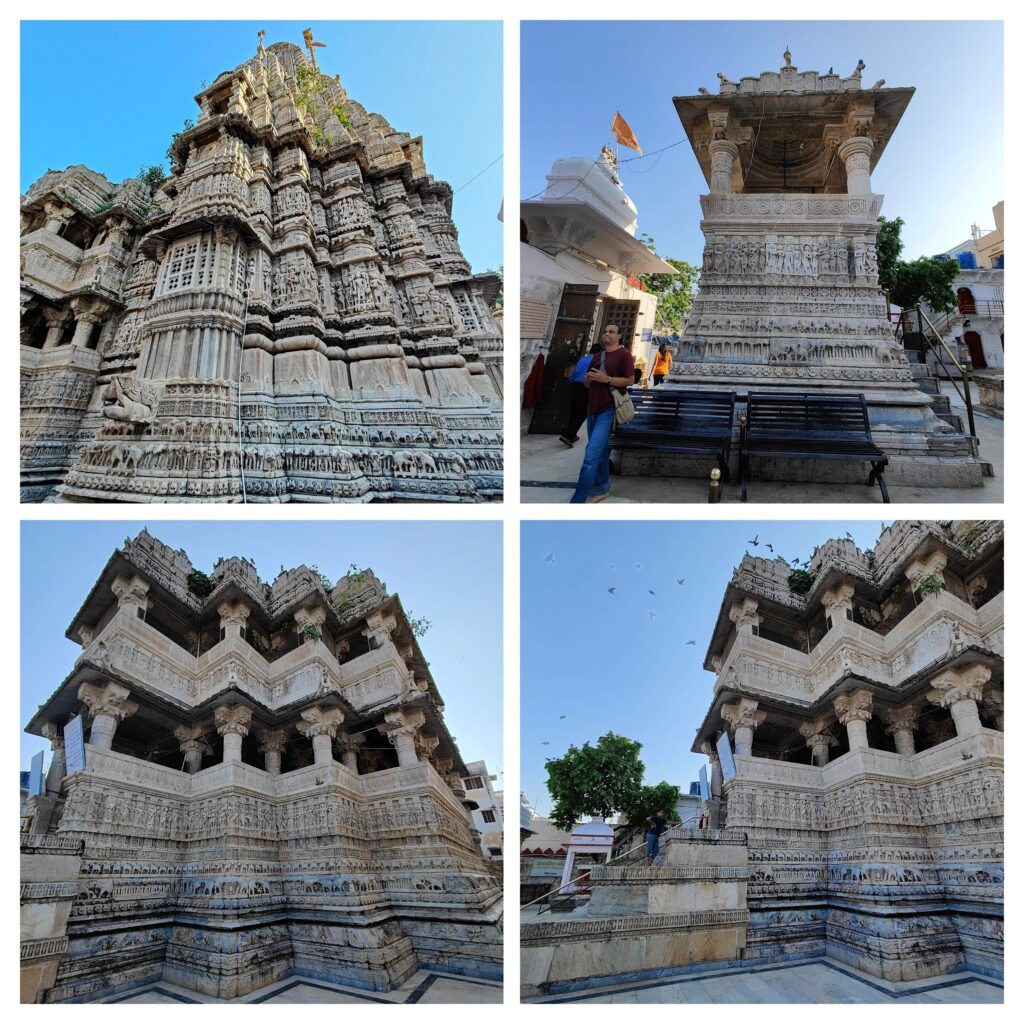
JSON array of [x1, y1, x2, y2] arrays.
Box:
[[649, 54, 983, 486], [20, 34, 502, 503], [21, 529, 502, 1002], [522, 521, 1002, 997]]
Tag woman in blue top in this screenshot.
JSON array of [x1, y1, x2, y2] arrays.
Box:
[[559, 342, 602, 447]]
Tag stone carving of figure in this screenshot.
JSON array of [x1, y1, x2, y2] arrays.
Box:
[[102, 375, 159, 426]]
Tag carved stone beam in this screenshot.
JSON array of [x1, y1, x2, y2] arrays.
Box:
[[258, 728, 289, 776], [78, 681, 138, 751], [379, 708, 426, 767], [799, 721, 838, 766], [111, 573, 152, 617], [927, 664, 991, 737], [720, 698, 765, 758], [214, 704, 253, 762], [174, 724, 211, 774], [296, 706, 345, 765], [882, 705, 920, 756], [834, 688, 874, 750]]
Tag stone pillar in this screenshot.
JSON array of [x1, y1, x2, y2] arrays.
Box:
[[820, 582, 855, 628], [41, 722, 66, 795], [297, 706, 345, 765], [294, 605, 327, 644], [68, 301, 102, 349], [883, 706, 920, 755], [214, 704, 253, 762], [708, 138, 739, 195], [834, 689, 874, 750], [838, 136, 874, 195], [337, 732, 365, 773], [799, 722, 837, 766], [41, 307, 71, 350], [174, 725, 209, 774], [720, 698, 765, 758], [927, 665, 990, 738], [363, 611, 394, 650], [728, 598, 761, 638], [379, 708, 426, 767], [111, 573, 152, 618], [77, 682, 138, 751], [700, 741, 724, 797], [417, 732, 440, 764], [217, 600, 251, 641], [259, 729, 288, 775], [904, 550, 949, 598]]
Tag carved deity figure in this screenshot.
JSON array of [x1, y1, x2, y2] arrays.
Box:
[[102, 375, 159, 426]]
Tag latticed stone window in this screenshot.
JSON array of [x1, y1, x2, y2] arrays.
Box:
[[454, 290, 480, 331], [196, 235, 213, 287]]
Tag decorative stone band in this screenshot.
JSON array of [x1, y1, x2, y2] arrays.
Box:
[[21, 937, 69, 961], [700, 193, 883, 222], [590, 865, 750, 883], [20, 881, 80, 901], [20, 834, 84, 854], [521, 909, 750, 946]]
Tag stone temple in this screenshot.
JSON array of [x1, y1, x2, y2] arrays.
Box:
[[21, 530, 502, 1002], [522, 521, 1002, 997], [644, 54, 984, 487], [20, 34, 503, 503]]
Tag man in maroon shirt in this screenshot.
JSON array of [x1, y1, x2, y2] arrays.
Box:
[[570, 323, 635, 503]]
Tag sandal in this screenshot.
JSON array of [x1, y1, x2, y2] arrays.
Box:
[[558, 436, 575, 447]]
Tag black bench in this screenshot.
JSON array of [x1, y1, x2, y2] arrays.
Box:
[[738, 392, 890, 503], [610, 389, 736, 490]]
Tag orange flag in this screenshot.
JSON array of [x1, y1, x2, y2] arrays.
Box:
[[611, 112, 642, 155]]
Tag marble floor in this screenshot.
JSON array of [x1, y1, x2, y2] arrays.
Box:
[[534, 960, 1002, 1004], [103, 969, 502, 1004]]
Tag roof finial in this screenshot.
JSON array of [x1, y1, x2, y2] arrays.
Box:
[[783, 46, 792, 67], [303, 27, 327, 68], [257, 29, 266, 54]]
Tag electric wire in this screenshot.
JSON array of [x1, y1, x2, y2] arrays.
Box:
[[453, 153, 503, 195]]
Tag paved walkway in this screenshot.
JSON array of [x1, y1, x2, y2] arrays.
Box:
[[101, 969, 501, 1004], [534, 960, 1002, 1004], [521, 383, 1003, 504]]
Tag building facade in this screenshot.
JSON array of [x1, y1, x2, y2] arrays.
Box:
[[656, 55, 983, 487], [21, 530, 502, 1002], [20, 36, 502, 504], [520, 148, 671, 434], [464, 759, 504, 859]]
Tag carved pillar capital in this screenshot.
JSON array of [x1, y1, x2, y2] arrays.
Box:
[[258, 728, 288, 775], [379, 709, 425, 766], [820, 582, 856, 621], [363, 611, 394, 649], [297, 706, 344, 765], [214, 704, 252, 762], [927, 664, 990, 737], [217, 600, 251, 638], [78, 681, 138, 751], [837, 135, 874, 195], [294, 605, 327, 642], [834, 688, 873, 750], [904, 550, 948, 590], [720, 698, 765, 758], [174, 725, 210, 774], [728, 597, 761, 635], [799, 721, 838, 766], [882, 705, 920, 756], [336, 730, 365, 772], [111, 573, 152, 616]]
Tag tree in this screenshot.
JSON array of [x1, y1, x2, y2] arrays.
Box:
[[620, 781, 683, 829], [876, 216, 959, 315], [137, 164, 168, 192], [636, 234, 699, 333], [545, 732, 646, 833]]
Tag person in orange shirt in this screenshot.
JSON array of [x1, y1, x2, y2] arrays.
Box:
[[651, 343, 672, 386]]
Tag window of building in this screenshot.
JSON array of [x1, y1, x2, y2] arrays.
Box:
[[465, 776, 483, 789], [487, 847, 502, 857], [482, 810, 496, 823]]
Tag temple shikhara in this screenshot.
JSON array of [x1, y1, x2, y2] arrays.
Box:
[[21, 530, 502, 1002], [522, 521, 1003, 997], [644, 54, 984, 487], [20, 32, 503, 503]]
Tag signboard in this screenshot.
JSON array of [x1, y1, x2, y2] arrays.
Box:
[[641, 328, 653, 342], [64, 715, 86, 776], [698, 765, 710, 801], [29, 751, 45, 797], [716, 731, 736, 783]]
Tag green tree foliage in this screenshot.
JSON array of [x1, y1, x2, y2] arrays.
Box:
[[545, 732, 646, 832], [636, 234, 699, 333], [620, 781, 683, 829], [876, 216, 959, 314], [137, 164, 168, 192]]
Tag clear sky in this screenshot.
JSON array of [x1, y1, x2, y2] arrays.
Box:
[[21, 521, 502, 782], [522, 20, 1003, 264], [521, 519, 889, 819], [21, 20, 502, 271]]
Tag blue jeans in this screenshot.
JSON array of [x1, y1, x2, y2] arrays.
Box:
[[646, 831, 659, 860], [570, 409, 614, 503]]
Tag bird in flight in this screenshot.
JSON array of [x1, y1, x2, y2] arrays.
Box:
[[791, 557, 800, 566], [545, 552, 555, 563], [686, 640, 696, 645], [648, 589, 656, 595], [608, 563, 616, 570], [676, 578, 685, 585], [648, 611, 657, 622], [634, 562, 643, 572], [607, 587, 616, 594], [765, 544, 774, 553], [541, 741, 550, 746], [559, 715, 567, 719], [748, 534, 759, 546]]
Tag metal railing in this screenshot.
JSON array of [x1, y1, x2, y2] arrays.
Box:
[[915, 306, 977, 442], [521, 814, 704, 915]]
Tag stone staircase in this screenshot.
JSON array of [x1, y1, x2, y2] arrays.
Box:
[[903, 339, 966, 433]]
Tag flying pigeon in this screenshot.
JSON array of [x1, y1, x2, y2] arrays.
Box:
[[766, 544, 774, 553], [844, 531, 854, 541], [648, 589, 656, 595], [748, 534, 759, 546], [686, 640, 696, 645], [559, 715, 567, 719], [542, 741, 550, 746], [648, 611, 657, 622], [676, 578, 685, 585], [545, 552, 555, 563], [792, 558, 800, 566], [608, 587, 616, 594], [608, 563, 616, 570], [634, 562, 643, 572]]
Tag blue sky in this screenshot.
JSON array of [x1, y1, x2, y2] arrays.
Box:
[[21, 522, 502, 781], [521, 520, 888, 818], [522, 21, 1003, 264], [21, 21, 502, 271]]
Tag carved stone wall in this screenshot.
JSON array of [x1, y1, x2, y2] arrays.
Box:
[[20, 39, 502, 503]]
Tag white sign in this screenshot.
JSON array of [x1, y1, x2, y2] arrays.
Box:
[[716, 731, 736, 783], [698, 765, 710, 801], [29, 751, 45, 797], [64, 715, 86, 776]]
